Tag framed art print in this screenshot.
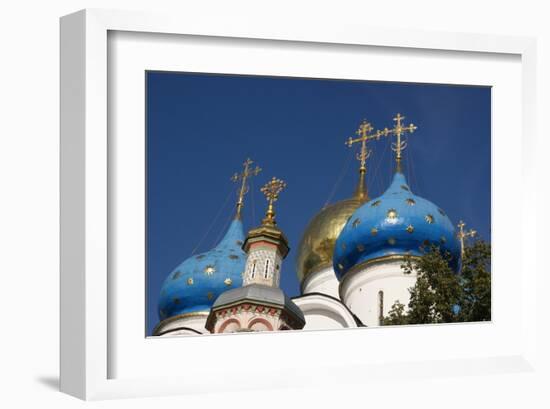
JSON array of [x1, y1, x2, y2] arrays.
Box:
[[145, 71, 490, 337], [60, 9, 537, 400]]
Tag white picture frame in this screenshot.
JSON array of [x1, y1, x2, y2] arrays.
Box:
[[60, 8, 538, 401]]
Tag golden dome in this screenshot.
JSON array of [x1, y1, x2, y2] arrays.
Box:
[[296, 197, 364, 284], [296, 171, 368, 284]]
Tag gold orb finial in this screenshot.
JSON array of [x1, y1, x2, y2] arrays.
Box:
[[260, 177, 286, 226]]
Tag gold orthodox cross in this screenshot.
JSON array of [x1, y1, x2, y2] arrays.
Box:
[[379, 113, 418, 171], [231, 158, 261, 219], [260, 177, 286, 226], [457, 220, 477, 257], [345, 119, 383, 201], [345, 120, 381, 172]]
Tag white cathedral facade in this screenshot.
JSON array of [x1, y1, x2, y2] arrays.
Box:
[[153, 114, 463, 336]]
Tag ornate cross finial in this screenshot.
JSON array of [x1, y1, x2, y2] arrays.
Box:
[[457, 220, 477, 257], [231, 158, 261, 219], [345, 119, 383, 201], [379, 113, 418, 172], [260, 177, 286, 226], [345, 120, 380, 171]]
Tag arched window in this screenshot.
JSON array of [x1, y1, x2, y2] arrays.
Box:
[[378, 290, 384, 325], [251, 260, 256, 279], [264, 259, 270, 278]]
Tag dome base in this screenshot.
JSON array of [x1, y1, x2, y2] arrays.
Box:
[[300, 266, 340, 298], [339, 256, 418, 327], [153, 311, 209, 336]]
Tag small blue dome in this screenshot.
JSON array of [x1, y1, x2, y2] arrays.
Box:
[[158, 218, 246, 320], [333, 172, 461, 278]]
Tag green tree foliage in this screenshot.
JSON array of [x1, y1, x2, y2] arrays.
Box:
[[383, 240, 491, 326], [457, 240, 491, 322]]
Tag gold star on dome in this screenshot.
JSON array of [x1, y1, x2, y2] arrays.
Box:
[[204, 265, 216, 275]]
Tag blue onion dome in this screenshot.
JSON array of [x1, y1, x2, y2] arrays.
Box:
[[333, 171, 461, 279], [158, 218, 246, 321]]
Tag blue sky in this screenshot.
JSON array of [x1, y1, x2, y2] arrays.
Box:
[[146, 71, 491, 335]]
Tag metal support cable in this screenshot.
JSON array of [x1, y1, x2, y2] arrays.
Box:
[[323, 148, 353, 208], [190, 185, 234, 255]]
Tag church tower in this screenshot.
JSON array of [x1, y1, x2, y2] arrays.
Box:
[[241, 177, 290, 288], [333, 114, 461, 326], [153, 158, 260, 336], [206, 177, 306, 333]]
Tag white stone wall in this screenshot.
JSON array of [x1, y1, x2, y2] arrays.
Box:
[[292, 293, 358, 330], [243, 243, 283, 287], [301, 266, 340, 298], [339, 259, 417, 327], [154, 313, 208, 336]]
